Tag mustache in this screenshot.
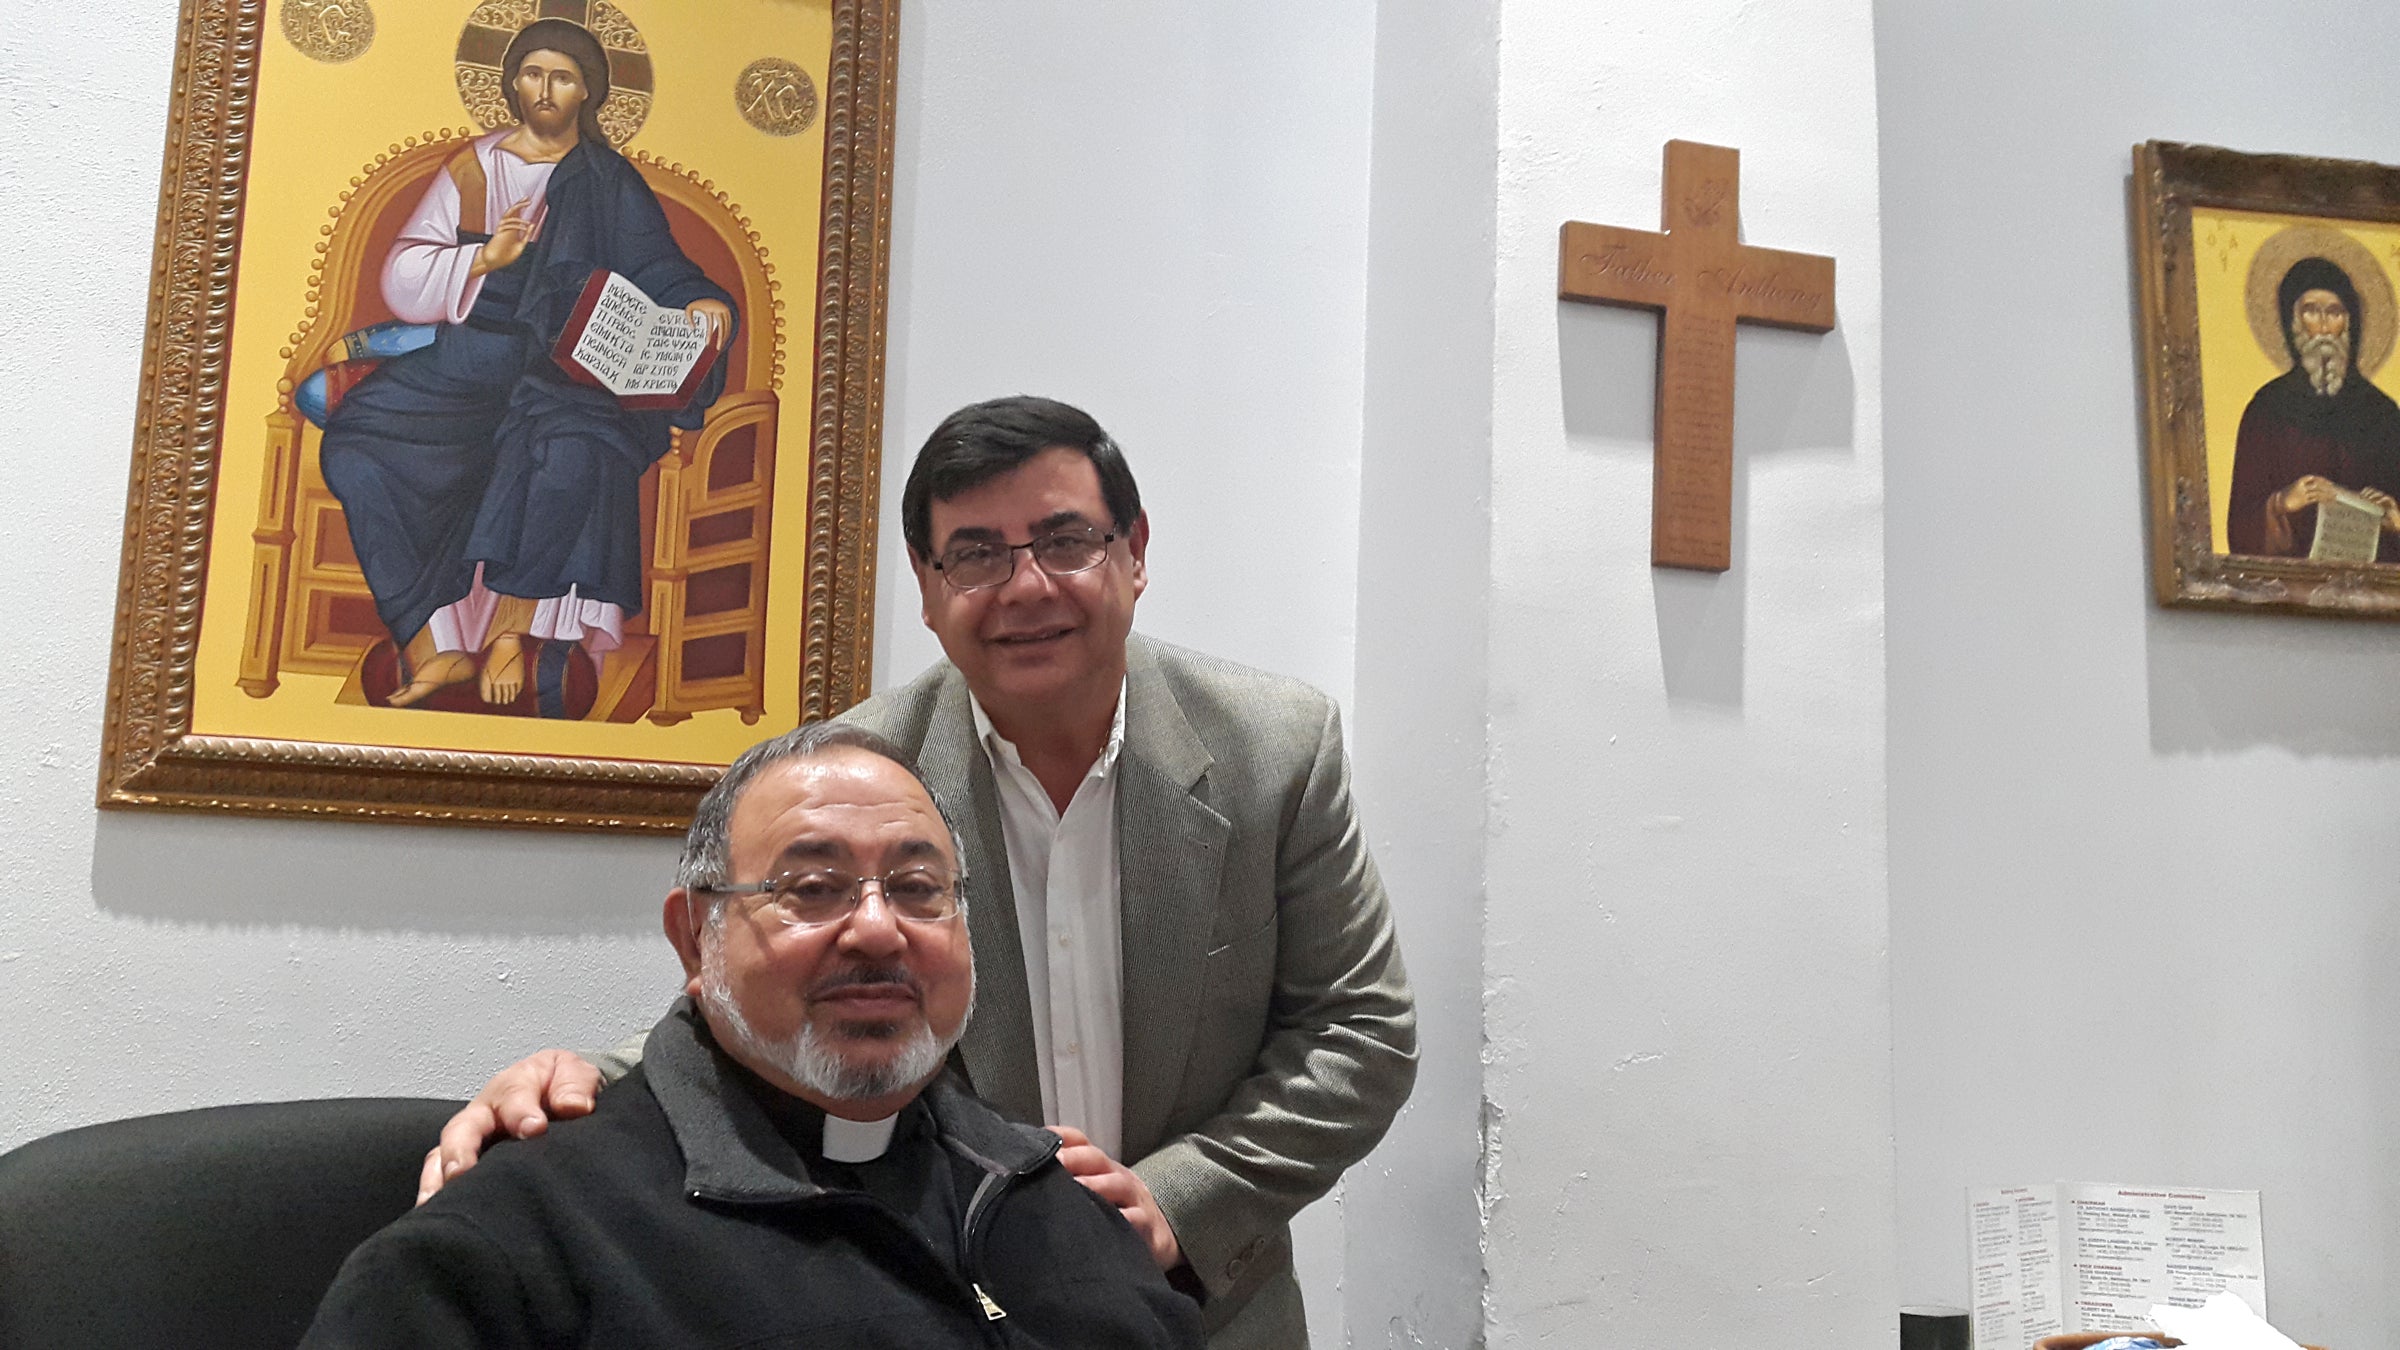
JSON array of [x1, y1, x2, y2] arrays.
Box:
[[809, 963, 920, 999]]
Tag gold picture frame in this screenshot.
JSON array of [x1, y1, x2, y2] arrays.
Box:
[[2135, 139, 2400, 616], [98, 0, 896, 829]]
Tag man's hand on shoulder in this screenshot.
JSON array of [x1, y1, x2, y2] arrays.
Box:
[[1048, 1125, 1183, 1274], [417, 1049, 603, 1204]]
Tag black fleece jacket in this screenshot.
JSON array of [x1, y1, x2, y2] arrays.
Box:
[[302, 1001, 1203, 1349]]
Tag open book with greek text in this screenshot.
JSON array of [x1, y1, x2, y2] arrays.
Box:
[[551, 270, 724, 411]]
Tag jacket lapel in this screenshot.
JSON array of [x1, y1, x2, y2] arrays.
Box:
[[915, 672, 1045, 1127], [1115, 640, 1229, 1159]]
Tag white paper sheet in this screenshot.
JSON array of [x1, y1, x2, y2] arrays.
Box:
[[1968, 1183, 2264, 1350], [1970, 1186, 2064, 1350]]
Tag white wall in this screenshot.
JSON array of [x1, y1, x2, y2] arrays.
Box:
[[1477, 1, 1895, 1346], [876, 5, 1373, 711], [1880, 5, 2400, 1346], [1345, 1, 1499, 1345]]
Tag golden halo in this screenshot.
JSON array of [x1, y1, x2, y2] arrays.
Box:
[[2244, 224, 2397, 377], [455, 1, 655, 148]]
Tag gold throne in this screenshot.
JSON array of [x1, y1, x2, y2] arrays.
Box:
[[236, 130, 785, 725]]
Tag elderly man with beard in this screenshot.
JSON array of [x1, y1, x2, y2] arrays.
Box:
[[301, 723, 1203, 1349], [2227, 255, 2400, 560]]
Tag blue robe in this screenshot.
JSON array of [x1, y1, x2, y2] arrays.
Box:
[[320, 137, 736, 648]]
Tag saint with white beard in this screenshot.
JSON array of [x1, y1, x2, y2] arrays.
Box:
[[2227, 255, 2400, 560]]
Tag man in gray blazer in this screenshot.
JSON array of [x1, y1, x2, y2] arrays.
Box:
[[426, 396, 1416, 1348]]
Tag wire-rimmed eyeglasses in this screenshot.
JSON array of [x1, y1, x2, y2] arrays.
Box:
[[929, 523, 1119, 592], [700, 866, 965, 928]]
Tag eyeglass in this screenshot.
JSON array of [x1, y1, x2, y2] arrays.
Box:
[[702, 866, 966, 928], [930, 524, 1118, 592]]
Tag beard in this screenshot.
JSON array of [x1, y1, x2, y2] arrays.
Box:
[[511, 89, 584, 141], [2297, 329, 2351, 396], [698, 923, 971, 1103]]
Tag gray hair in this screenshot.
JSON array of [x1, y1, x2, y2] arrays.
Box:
[[677, 722, 969, 904]]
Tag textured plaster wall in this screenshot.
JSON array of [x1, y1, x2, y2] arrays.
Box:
[[1880, 4, 2400, 1346], [872, 6, 1372, 712], [1344, 0, 1499, 1345], [1479, 0, 1896, 1344]]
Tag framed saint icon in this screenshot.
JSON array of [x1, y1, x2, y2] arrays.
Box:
[[98, 0, 896, 828], [2134, 140, 2400, 616]]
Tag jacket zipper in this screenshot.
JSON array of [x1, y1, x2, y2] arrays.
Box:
[[698, 1116, 1057, 1342], [776, 1191, 1013, 1345], [958, 1141, 1057, 1342], [961, 1168, 1019, 1335]]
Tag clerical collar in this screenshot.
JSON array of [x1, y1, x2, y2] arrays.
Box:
[[743, 1070, 924, 1167], [821, 1111, 899, 1163]]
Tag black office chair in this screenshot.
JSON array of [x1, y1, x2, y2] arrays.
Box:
[[0, 1097, 462, 1350]]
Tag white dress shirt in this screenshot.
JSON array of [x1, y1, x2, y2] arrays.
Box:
[[970, 683, 1127, 1159]]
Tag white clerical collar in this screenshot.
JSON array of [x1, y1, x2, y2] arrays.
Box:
[[970, 677, 1128, 777], [821, 1111, 898, 1163]]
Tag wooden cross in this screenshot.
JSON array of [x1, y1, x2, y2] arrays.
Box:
[[1559, 140, 1837, 571]]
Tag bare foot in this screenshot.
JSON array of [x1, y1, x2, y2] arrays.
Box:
[[387, 650, 479, 708], [481, 634, 528, 704]]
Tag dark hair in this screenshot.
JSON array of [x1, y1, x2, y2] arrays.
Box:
[[678, 722, 967, 901], [501, 18, 612, 147], [2279, 256, 2363, 370], [900, 396, 1143, 559]]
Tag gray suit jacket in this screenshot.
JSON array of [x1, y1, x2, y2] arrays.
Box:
[[841, 635, 1416, 1350], [609, 636, 1415, 1348]]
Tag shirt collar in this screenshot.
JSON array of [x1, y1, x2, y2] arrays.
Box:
[[968, 677, 1128, 779]]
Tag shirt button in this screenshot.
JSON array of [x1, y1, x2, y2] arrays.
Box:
[[1065, 1041, 1080, 1056], [1056, 934, 1071, 948]]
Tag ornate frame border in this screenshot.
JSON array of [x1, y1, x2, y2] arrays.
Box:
[[2134, 139, 2400, 617], [96, 0, 897, 830]]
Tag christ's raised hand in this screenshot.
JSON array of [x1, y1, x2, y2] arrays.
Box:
[[473, 197, 543, 275]]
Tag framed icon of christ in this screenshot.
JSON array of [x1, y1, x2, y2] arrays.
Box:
[[98, 0, 896, 829], [2135, 140, 2400, 617]]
